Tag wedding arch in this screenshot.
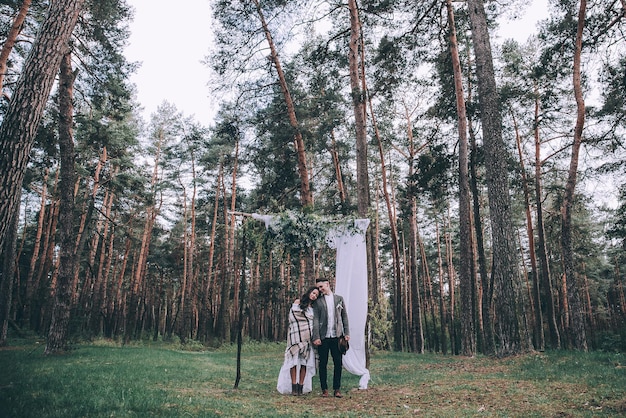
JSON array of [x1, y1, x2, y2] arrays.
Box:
[[246, 211, 371, 389]]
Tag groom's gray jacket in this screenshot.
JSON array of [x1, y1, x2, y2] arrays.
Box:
[[312, 294, 350, 341]]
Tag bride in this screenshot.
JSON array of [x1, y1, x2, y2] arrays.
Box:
[[276, 286, 320, 395]]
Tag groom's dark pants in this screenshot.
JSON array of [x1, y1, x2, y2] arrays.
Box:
[[318, 337, 342, 391]]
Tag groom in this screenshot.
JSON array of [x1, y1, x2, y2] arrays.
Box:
[[312, 277, 350, 398]]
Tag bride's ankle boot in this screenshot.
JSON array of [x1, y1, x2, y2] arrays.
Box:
[[291, 383, 298, 395], [297, 384, 303, 395]]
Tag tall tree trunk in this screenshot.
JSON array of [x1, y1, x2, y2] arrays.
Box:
[[216, 168, 231, 341], [45, 50, 78, 354], [38, 189, 59, 333], [348, 0, 369, 217], [126, 128, 163, 342], [466, 0, 524, 356], [234, 220, 248, 389], [23, 168, 49, 328], [347, 0, 378, 294], [609, 263, 626, 329], [465, 45, 492, 354], [72, 147, 107, 304], [560, 272, 569, 337], [0, 0, 33, 96], [79, 196, 104, 319], [205, 162, 223, 336], [512, 111, 545, 351], [613, 262, 626, 317], [12, 204, 28, 325], [329, 130, 347, 205], [227, 140, 239, 340], [446, 0, 476, 356], [0, 0, 86, 254], [99, 214, 116, 336], [372, 98, 403, 350], [561, 0, 588, 351], [0, 192, 20, 346], [177, 184, 189, 342], [252, 0, 311, 208], [92, 188, 115, 335], [176, 135, 201, 342], [417, 223, 439, 352], [402, 103, 424, 354], [581, 263, 595, 347], [533, 83, 560, 349], [445, 210, 458, 354], [188, 144, 199, 339], [369, 200, 380, 306], [436, 222, 448, 355], [111, 234, 131, 337], [252, 1, 314, 285]]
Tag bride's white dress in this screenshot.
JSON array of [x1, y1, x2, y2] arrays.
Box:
[[276, 304, 316, 394]]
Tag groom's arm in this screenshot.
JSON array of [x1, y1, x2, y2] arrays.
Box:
[[339, 296, 350, 339], [312, 302, 321, 344]]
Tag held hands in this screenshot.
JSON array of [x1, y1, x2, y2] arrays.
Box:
[[312, 337, 348, 345]]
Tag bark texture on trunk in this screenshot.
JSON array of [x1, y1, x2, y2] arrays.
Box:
[[512, 112, 544, 351], [446, 0, 476, 356], [561, 0, 588, 351], [466, 0, 524, 356], [45, 51, 78, 354], [348, 0, 369, 218], [0, 192, 20, 346], [533, 87, 560, 349], [0, 0, 86, 255]]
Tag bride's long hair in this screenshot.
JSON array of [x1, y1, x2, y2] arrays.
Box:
[[299, 286, 319, 310]]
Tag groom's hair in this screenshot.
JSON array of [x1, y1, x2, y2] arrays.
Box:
[[315, 277, 329, 283]]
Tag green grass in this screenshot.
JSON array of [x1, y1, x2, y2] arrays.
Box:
[[1, 337, 625, 417]]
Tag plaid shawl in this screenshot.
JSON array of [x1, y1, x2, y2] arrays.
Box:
[[287, 305, 313, 359]]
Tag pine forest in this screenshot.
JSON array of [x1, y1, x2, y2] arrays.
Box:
[[0, 0, 625, 357]]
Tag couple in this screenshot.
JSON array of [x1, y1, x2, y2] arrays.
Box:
[[277, 277, 350, 398]]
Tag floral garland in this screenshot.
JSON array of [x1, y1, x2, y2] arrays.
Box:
[[263, 210, 360, 252]]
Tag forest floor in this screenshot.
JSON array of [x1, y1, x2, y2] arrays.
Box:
[[1, 337, 625, 417]]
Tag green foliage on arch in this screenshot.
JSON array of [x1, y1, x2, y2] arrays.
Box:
[[262, 210, 361, 253], [264, 211, 332, 252]]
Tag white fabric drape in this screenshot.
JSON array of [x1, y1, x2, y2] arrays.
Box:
[[326, 219, 370, 389]]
